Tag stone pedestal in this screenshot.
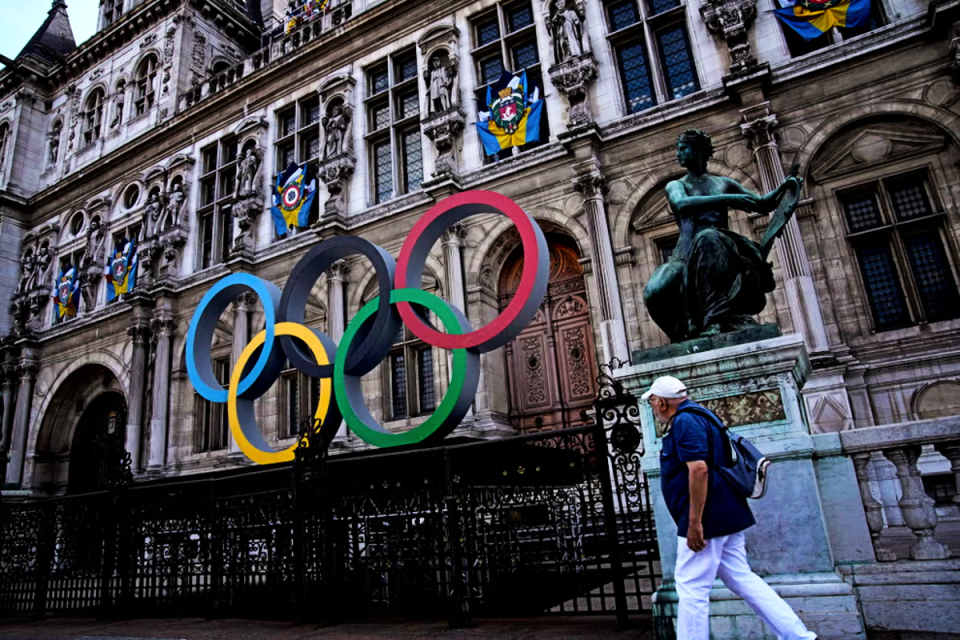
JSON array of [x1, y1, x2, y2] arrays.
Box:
[[614, 332, 867, 639]]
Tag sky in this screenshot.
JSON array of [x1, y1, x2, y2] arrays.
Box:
[[0, 0, 99, 60]]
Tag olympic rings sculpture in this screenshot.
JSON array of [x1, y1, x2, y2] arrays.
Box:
[[186, 191, 549, 465]]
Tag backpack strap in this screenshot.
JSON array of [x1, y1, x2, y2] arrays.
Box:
[[673, 405, 727, 469]]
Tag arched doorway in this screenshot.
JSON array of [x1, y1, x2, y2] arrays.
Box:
[[499, 233, 599, 434], [68, 391, 128, 494]]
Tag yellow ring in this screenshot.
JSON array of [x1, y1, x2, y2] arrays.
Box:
[[228, 322, 331, 464]]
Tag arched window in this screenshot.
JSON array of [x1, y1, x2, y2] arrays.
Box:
[[83, 89, 105, 145], [134, 55, 158, 116], [210, 60, 231, 77], [0, 122, 10, 172]]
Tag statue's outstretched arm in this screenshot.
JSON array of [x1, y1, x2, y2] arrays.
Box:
[[666, 180, 764, 215]]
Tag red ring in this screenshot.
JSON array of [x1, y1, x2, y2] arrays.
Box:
[[396, 190, 544, 351]]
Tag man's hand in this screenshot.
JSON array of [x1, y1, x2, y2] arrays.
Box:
[[687, 522, 707, 552]]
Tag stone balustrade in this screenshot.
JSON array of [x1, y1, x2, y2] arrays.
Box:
[[839, 416, 959, 562]]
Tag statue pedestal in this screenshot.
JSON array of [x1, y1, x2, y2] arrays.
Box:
[[614, 333, 868, 639]]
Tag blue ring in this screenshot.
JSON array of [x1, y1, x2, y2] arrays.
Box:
[[186, 273, 284, 403]]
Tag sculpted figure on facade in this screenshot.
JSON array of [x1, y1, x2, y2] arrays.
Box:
[[424, 53, 459, 114], [34, 245, 54, 290], [16, 252, 36, 295], [237, 148, 261, 196], [643, 130, 801, 342], [48, 121, 61, 165], [549, 0, 589, 64], [82, 217, 106, 267], [234, 143, 265, 254], [322, 105, 351, 159], [145, 190, 163, 222], [165, 181, 186, 227]]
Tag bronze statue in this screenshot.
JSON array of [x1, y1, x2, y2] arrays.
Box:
[[644, 130, 801, 342]]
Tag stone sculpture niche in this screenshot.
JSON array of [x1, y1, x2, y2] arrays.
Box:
[[418, 25, 466, 180], [317, 74, 357, 220], [545, 0, 598, 127], [234, 136, 264, 255]]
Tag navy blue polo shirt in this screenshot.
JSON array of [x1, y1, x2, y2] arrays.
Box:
[[659, 400, 755, 539]]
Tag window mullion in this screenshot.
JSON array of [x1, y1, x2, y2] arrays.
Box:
[[406, 344, 419, 417], [643, 21, 668, 106], [890, 227, 925, 324]]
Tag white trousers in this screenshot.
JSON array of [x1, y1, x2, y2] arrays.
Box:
[[675, 532, 816, 640]]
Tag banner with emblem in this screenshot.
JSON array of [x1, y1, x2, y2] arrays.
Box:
[[52, 265, 80, 319], [270, 162, 317, 236], [475, 70, 544, 157], [104, 237, 137, 302], [774, 0, 871, 40]]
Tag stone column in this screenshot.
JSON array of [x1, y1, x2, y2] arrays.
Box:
[[125, 321, 152, 471], [5, 351, 38, 487], [229, 292, 256, 453], [933, 442, 960, 512], [1, 353, 17, 456], [441, 224, 466, 314], [147, 315, 175, 469], [740, 103, 830, 355], [572, 167, 630, 364], [327, 261, 348, 438], [851, 452, 896, 561]]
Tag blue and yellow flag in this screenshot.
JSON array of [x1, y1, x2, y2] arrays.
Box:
[[476, 71, 544, 157], [774, 0, 871, 40], [52, 265, 80, 319], [271, 162, 317, 236], [104, 238, 137, 302]]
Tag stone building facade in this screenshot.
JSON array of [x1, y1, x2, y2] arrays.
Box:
[[1, 0, 959, 499]]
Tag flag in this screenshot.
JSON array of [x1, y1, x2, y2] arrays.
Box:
[[52, 265, 80, 319], [270, 162, 317, 236], [104, 238, 137, 302], [475, 70, 544, 157], [774, 0, 871, 40]]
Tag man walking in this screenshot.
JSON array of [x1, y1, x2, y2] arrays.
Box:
[[644, 375, 816, 639]]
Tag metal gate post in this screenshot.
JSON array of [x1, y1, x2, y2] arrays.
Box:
[[33, 502, 55, 619], [594, 418, 630, 628], [442, 448, 472, 628]]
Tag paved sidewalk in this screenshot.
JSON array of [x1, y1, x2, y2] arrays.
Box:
[[0, 617, 655, 639]]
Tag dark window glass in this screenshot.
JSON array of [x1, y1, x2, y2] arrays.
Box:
[[374, 139, 393, 204], [657, 26, 699, 100], [397, 55, 418, 82], [222, 139, 238, 165], [391, 353, 407, 419], [512, 41, 539, 70], [218, 167, 236, 199], [280, 110, 297, 137], [842, 192, 884, 232], [888, 176, 934, 221], [903, 229, 960, 322], [219, 208, 234, 262], [507, 4, 534, 31], [398, 90, 419, 120], [200, 177, 216, 206], [480, 56, 505, 85], [647, 0, 680, 14], [477, 18, 501, 46], [308, 376, 320, 430], [608, 0, 640, 31], [278, 143, 295, 169], [304, 100, 321, 125], [371, 102, 390, 130], [371, 67, 390, 94], [202, 147, 218, 174], [855, 238, 910, 330], [418, 348, 435, 412], [302, 133, 321, 161], [616, 42, 655, 113], [402, 129, 423, 194], [200, 211, 214, 268], [286, 374, 299, 438]]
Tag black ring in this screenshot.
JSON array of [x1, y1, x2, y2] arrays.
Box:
[[278, 236, 401, 378]]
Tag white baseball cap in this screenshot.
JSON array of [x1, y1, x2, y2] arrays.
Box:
[[641, 375, 688, 401]]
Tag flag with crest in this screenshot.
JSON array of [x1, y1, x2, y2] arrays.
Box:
[[52, 265, 80, 319], [475, 70, 544, 156], [270, 162, 317, 236], [104, 238, 137, 302]]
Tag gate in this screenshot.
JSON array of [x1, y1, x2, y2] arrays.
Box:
[[0, 363, 659, 625]]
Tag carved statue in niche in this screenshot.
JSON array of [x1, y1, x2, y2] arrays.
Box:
[[145, 191, 163, 222], [165, 181, 186, 227], [48, 122, 62, 165], [322, 104, 350, 159], [16, 252, 36, 295], [237, 148, 261, 196], [643, 129, 802, 342], [110, 80, 125, 129], [549, 0, 589, 64], [33, 245, 55, 291], [424, 52, 459, 114], [82, 217, 106, 268]]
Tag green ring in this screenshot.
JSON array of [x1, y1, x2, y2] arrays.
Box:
[[334, 288, 472, 448]]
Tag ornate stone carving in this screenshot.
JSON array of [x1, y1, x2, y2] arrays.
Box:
[[137, 238, 161, 287], [701, 0, 759, 76], [422, 108, 466, 178], [322, 104, 351, 159], [950, 36, 960, 84], [549, 53, 598, 127], [164, 182, 186, 228], [424, 52, 460, 115], [127, 322, 153, 344], [317, 153, 356, 218], [571, 169, 607, 199], [233, 143, 264, 254], [157, 224, 188, 279], [190, 30, 207, 88], [546, 0, 590, 65], [237, 146, 262, 196], [316, 74, 357, 220]]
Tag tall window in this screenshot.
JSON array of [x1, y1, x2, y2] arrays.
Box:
[[274, 96, 321, 227], [281, 366, 322, 437], [779, 0, 886, 58], [197, 138, 238, 269], [471, 1, 547, 161], [840, 170, 960, 331], [195, 358, 230, 452], [83, 89, 105, 145], [0, 122, 9, 173], [134, 55, 158, 117], [603, 0, 700, 114], [102, 0, 122, 27], [365, 50, 423, 204], [386, 327, 436, 420]]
